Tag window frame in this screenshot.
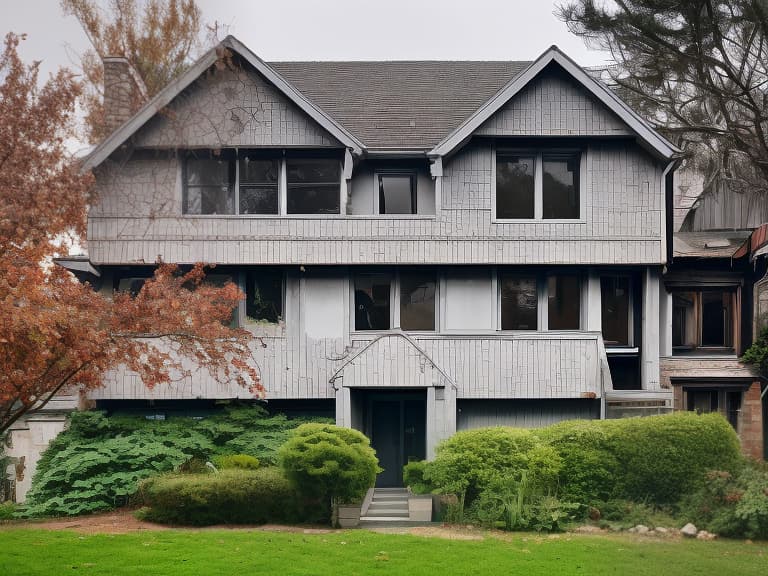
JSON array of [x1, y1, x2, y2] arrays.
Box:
[[241, 267, 286, 327], [671, 287, 738, 355], [374, 170, 418, 215], [497, 270, 583, 331], [600, 274, 634, 348], [182, 151, 343, 217], [492, 147, 586, 223], [351, 270, 439, 333]]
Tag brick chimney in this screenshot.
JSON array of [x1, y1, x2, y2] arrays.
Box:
[[102, 56, 148, 137]]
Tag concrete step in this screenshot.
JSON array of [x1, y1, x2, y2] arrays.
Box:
[[359, 516, 411, 522], [368, 500, 408, 508], [372, 493, 408, 502], [364, 508, 409, 517]]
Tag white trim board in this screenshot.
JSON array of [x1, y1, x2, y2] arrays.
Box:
[[428, 46, 681, 161]]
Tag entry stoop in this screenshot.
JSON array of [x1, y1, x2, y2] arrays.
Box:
[[358, 488, 434, 528]]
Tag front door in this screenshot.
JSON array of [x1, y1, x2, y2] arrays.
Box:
[[367, 391, 426, 487]]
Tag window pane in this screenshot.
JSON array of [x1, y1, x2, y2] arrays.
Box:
[[672, 291, 696, 348], [701, 291, 733, 347], [240, 186, 278, 214], [601, 276, 630, 346], [287, 159, 340, 184], [240, 157, 278, 184], [542, 153, 580, 219], [400, 272, 436, 331], [287, 185, 340, 214], [186, 158, 231, 186], [355, 275, 390, 330], [379, 175, 415, 214], [184, 157, 234, 215], [245, 269, 283, 324], [496, 154, 535, 219], [501, 277, 537, 330], [287, 159, 341, 214], [547, 275, 580, 330]]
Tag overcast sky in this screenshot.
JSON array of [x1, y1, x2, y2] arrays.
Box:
[[7, 0, 610, 81]]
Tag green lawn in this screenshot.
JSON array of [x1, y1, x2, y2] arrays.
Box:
[[0, 528, 765, 575]]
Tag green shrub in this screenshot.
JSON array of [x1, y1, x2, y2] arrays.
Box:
[[138, 468, 326, 526], [23, 407, 330, 517], [426, 412, 741, 515], [403, 461, 432, 494], [0, 502, 16, 520], [279, 423, 380, 509], [532, 419, 620, 503], [681, 464, 768, 539], [594, 499, 678, 530], [423, 427, 546, 504], [605, 413, 741, 505], [213, 454, 260, 470]]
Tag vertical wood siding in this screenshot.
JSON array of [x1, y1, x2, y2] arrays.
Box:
[[457, 399, 600, 430], [476, 71, 632, 136]]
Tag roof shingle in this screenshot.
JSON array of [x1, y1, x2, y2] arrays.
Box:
[[268, 61, 530, 150]]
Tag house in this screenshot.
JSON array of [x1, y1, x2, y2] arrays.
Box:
[[660, 163, 768, 460], [7, 35, 684, 498]]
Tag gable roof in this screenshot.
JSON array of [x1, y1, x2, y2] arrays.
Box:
[[269, 60, 529, 150], [83, 36, 365, 171], [429, 46, 681, 160]]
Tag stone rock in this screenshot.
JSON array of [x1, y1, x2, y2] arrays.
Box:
[[680, 523, 698, 537], [635, 525, 650, 534], [655, 527, 669, 534], [696, 530, 716, 541], [628, 527, 637, 533], [574, 525, 603, 534]]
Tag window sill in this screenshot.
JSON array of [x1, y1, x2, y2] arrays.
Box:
[[178, 214, 437, 220], [606, 347, 639, 355], [492, 218, 586, 224]]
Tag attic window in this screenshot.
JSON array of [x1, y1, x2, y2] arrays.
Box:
[[378, 173, 416, 214]]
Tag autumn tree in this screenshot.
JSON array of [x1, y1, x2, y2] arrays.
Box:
[[0, 32, 262, 436], [61, 0, 204, 142], [558, 0, 768, 193]]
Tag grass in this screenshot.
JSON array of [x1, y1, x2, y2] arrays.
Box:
[[0, 528, 765, 575]]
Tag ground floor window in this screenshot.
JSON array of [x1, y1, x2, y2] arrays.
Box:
[[354, 271, 437, 331], [601, 276, 632, 346], [672, 288, 736, 354], [685, 387, 743, 430], [244, 268, 284, 324], [499, 271, 581, 331]]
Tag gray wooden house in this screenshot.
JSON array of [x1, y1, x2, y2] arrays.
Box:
[[9, 36, 682, 495]]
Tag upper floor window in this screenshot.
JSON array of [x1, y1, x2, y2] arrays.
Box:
[[378, 173, 416, 214], [239, 156, 279, 214], [672, 289, 736, 354], [495, 150, 581, 220], [182, 151, 341, 216], [287, 158, 341, 214], [183, 152, 235, 215]]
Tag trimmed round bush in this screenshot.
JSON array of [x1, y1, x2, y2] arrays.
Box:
[[138, 467, 326, 526], [279, 423, 380, 505], [604, 412, 742, 505]]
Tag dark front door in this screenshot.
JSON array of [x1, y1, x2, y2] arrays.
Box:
[[368, 391, 426, 487]]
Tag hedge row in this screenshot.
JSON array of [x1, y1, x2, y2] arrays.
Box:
[[138, 468, 327, 526], [416, 412, 742, 507]]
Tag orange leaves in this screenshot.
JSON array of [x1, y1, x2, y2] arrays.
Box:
[[0, 34, 263, 433]]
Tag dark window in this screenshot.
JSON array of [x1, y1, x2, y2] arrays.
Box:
[[685, 388, 742, 430], [245, 269, 283, 324], [379, 174, 416, 214], [239, 156, 279, 214], [400, 272, 436, 331], [355, 274, 390, 330], [501, 276, 537, 330], [183, 155, 235, 215], [496, 154, 535, 219], [116, 277, 147, 297], [672, 289, 735, 353], [203, 273, 237, 327], [542, 153, 580, 219], [548, 275, 580, 330], [601, 276, 630, 346], [287, 158, 340, 214]]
